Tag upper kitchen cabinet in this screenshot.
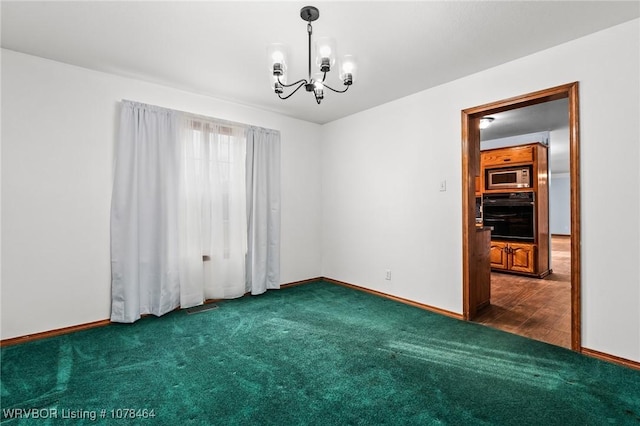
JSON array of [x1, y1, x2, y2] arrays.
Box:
[[482, 144, 534, 167], [481, 143, 548, 194]]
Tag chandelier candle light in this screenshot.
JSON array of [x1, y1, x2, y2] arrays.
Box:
[[268, 5, 357, 104]]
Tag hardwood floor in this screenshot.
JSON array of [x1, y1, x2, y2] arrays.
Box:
[[473, 235, 571, 349]]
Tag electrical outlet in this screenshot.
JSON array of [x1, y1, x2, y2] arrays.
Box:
[[385, 269, 392, 280]]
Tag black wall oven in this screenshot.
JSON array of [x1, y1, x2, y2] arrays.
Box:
[[482, 192, 535, 241]]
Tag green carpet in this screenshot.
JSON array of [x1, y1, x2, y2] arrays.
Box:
[[2, 281, 639, 425]]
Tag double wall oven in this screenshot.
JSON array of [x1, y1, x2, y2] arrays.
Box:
[[482, 192, 535, 241]]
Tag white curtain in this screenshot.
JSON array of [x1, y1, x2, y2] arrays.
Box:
[[111, 101, 281, 323], [246, 127, 281, 295], [179, 118, 248, 303], [111, 102, 181, 323]]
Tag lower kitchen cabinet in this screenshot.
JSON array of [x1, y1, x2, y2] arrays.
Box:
[[489, 241, 536, 274]]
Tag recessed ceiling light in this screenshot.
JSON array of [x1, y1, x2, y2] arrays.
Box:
[[479, 117, 495, 129]]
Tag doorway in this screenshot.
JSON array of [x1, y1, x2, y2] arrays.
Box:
[[461, 83, 581, 351]]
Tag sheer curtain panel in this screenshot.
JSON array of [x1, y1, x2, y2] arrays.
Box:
[[179, 118, 248, 302], [111, 102, 181, 323]]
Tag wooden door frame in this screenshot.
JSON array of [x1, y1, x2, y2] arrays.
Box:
[[461, 82, 581, 351]]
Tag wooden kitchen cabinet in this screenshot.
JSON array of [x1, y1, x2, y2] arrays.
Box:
[[489, 241, 509, 269], [509, 243, 536, 274], [481, 144, 534, 168], [475, 228, 491, 310], [489, 241, 536, 274], [481, 142, 549, 277]]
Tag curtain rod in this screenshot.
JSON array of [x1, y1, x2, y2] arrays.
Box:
[[121, 99, 279, 135]]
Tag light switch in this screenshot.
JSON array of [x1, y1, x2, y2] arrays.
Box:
[[439, 180, 447, 192]]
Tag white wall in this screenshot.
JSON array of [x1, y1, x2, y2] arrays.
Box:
[[3, 19, 639, 363], [321, 19, 640, 362], [550, 173, 571, 235], [548, 127, 571, 239], [549, 126, 571, 174], [1, 49, 322, 340]]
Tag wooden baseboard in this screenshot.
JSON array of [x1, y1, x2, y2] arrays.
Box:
[[281, 277, 323, 288], [4, 277, 639, 372], [322, 277, 464, 320], [0, 278, 325, 347], [1, 319, 112, 347], [581, 347, 640, 371]]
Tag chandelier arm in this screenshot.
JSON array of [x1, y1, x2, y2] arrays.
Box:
[[323, 83, 350, 94], [277, 81, 307, 100], [277, 75, 308, 88]]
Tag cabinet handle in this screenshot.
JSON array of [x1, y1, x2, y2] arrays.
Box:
[[503, 158, 511, 162]]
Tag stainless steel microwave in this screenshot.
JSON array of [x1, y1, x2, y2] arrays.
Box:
[[486, 167, 531, 190]]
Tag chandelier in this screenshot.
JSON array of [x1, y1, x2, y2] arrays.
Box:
[[267, 5, 357, 104]]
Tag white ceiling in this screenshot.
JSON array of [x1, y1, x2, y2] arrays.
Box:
[[481, 98, 570, 173], [480, 100, 569, 142], [1, 1, 639, 125]]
